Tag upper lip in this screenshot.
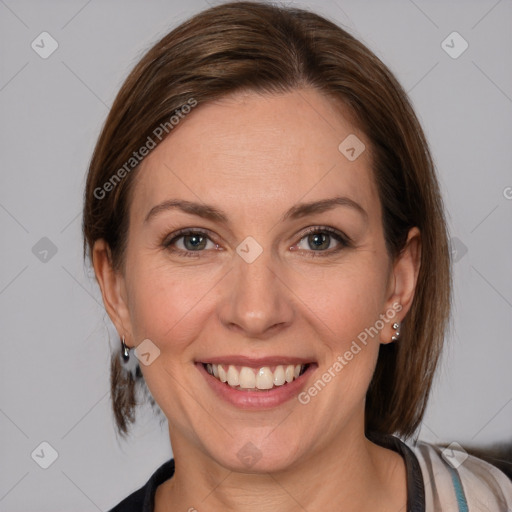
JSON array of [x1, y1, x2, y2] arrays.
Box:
[[198, 356, 315, 367]]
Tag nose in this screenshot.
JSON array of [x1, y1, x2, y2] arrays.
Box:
[[218, 247, 295, 339]]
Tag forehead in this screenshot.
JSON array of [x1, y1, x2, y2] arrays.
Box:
[[130, 88, 378, 224]]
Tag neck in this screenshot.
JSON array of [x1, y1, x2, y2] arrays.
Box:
[[156, 425, 406, 512]]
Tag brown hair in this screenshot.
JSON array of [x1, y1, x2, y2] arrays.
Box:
[[82, 0, 451, 439]]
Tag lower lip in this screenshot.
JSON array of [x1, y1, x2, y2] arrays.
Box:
[[196, 363, 316, 409]]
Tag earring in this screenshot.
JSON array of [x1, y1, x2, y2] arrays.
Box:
[[121, 335, 130, 362], [391, 322, 401, 342]]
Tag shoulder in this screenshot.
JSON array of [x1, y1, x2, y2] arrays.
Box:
[[409, 440, 512, 511], [107, 459, 175, 512], [109, 487, 145, 512]]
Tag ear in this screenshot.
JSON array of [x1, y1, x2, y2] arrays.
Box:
[[380, 227, 421, 344], [92, 239, 133, 349]]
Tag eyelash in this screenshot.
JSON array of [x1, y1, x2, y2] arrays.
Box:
[[162, 226, 352, 258]]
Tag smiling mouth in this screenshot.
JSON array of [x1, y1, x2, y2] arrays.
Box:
[[202, 362, 311, 391]]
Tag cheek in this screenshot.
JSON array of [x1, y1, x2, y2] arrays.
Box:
[[125, 259, 221, 352], [291, 258, 389, 343], [127, 262, 220, 421], [288, 256, 390, 404], [294, 274, 386, 411]]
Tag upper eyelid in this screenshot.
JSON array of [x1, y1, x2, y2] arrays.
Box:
[[298, 226, 349, 240], [164, 228, 215, 246]]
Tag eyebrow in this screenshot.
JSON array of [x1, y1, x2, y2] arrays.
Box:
[[144, 196, 368, 225]]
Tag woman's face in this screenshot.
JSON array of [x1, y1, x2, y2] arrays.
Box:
[[96, 88, 418, 472]]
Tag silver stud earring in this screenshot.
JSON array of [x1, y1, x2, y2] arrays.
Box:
[[121, 335, 131, 362], [391, 322, 401, 342]]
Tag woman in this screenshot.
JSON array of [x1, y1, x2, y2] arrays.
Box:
[[82, 2, 512, 511]]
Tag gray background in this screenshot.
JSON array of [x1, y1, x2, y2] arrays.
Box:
[[1, 0, 511, 510]]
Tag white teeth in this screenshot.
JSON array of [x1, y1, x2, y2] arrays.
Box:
[[239, 366, 256, 389], [256, 367, 274, 389], [218, 365, 227, 383], [285, 365, 295, 383], [273, 365, 285, 386], [227, 365, 239, 386], [205, 363, 307, 390]]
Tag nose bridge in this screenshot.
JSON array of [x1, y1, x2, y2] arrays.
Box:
[[219, 241, 293, 337]]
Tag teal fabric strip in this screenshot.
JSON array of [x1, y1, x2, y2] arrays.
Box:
[[447, 466, 469, 512]]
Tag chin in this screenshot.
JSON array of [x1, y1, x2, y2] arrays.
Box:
[[204, 434, 305, 474]]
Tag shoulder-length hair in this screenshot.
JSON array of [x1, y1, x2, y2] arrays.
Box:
[[82, 0, 451, 439]]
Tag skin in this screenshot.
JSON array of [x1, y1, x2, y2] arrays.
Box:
[[94, 88, 421, 511]]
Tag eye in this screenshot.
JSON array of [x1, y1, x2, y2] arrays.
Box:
[[292, 227, 351, 256], [163, 229, 219, 255], [162, 226, 351, 258]]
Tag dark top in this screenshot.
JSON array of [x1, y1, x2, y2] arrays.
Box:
[[108, 432, 425, 511]]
